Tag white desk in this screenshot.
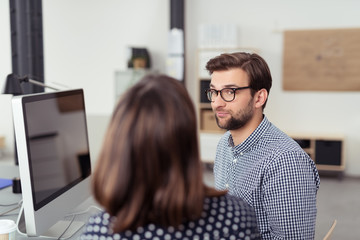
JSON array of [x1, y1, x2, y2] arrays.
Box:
[[0, 158, 101, 239]]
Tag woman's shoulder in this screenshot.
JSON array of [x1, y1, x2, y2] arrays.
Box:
[[204, 194, 256, 216], [81, 195, 260, 240], [81, 211, 114, 239], [201, 194, 260, 238]]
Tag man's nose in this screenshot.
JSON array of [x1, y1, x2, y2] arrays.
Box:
[[211, 93, 226, 107]]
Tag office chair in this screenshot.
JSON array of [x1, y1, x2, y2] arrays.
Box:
[[323, 219, 337, 240]]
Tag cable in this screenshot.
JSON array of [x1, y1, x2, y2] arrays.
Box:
[[15, 203, 102, 239], [0, 199, 22, 217], [56, 205, 102, 240], [56, 214, 76, 240], [65, 205, 102, 217], [0, 202, 19, 207]]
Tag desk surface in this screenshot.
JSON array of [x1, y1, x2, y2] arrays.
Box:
[[0, 158, 101, 239]]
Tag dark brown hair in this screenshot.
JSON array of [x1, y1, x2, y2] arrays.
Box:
[[206, 52, 272, 108], [92, 74, 225, 232]]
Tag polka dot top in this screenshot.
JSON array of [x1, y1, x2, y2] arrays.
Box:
[[81, 194, 260, 240]]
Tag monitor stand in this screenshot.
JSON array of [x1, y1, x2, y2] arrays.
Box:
[[16, 205, 85, 239]]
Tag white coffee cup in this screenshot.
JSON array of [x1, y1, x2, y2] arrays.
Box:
[[0, 220, 16, 240]]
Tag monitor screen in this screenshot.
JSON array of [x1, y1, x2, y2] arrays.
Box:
[[12, 89, 91, 238]]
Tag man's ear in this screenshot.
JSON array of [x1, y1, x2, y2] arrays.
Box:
[[254, 89, 268, 109]]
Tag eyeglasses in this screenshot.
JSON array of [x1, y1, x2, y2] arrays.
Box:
[[205, 86, 251, 102]]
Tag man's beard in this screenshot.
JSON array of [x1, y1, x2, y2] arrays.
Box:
[[215, 100, 253, 131]]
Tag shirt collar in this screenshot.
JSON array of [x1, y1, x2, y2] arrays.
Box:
[[227, 115, 270, 153]]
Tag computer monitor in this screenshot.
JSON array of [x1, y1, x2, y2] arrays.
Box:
[[11, 89, 92, 238]]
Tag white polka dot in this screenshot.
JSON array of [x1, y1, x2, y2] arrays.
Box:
[[208, 216, 215, 223], [178, 224, 185, 231], [219, 207, 225, 214], [133, 234, 140, 240], [225, 219, 231, 226], [156, 228, 164, 236], [113, 233, 120, 240], [100, 226, 107, 234], [188, 222, 195, 228], [196, 226, 202, 234], [206, 224, 212, 231], [87, 225, 93, 232], [95, 217, 101, 224], [125, 230, 132, 237], [175, 231, 182, 238], [239, 231, 245, 238], [210, 209, 217, 215], [102, 219, 109, 225], [93, 225, 100, 232], [247, 221, 253, 228], [148, 224, 155, 231], [137, 226, 144, 233], [218, 214, 224, 220], [204, 233, 210, 240], [232, 224, 239, 231], [99, 236, 106, 240], [103, 213, 110, 219], [186, 229, 192, 236], [144, 231, 152, 238], [215, 222, 222, 228], [199, 219, 205, 226], [164, 233, 171, 240], [167, 226, 175, 233]]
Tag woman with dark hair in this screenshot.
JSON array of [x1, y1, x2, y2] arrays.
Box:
[[81, 75, 260, 240]]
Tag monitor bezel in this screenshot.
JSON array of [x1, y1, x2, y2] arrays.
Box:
[[12, 89, 92, 237]]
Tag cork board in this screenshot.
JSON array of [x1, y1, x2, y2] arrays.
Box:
[[283, 28, 360, 91]]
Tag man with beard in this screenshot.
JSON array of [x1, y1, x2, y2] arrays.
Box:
[[205, 52, 320, 240]]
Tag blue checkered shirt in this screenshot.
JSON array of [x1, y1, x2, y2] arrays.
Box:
[[214, 116, 320, 239]]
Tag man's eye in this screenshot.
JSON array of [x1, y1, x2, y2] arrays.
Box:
[[224, 89, 233, 95]]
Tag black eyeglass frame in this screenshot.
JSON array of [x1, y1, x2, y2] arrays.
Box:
[[205, 86, 251, 102]]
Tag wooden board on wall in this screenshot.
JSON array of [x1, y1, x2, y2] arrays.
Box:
[[283, 28, 360, 91]]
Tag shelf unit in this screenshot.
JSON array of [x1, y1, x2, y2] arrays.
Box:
[[197, 48, 258, 133], [289, 134, 345, 172]]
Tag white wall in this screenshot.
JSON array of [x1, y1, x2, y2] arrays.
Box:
[[0, 0, 13, 156], [185, 0, 360, 176], [1, 0, 360, 176], [42, 0, 169, 115], [0, 0, 169, 159]]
